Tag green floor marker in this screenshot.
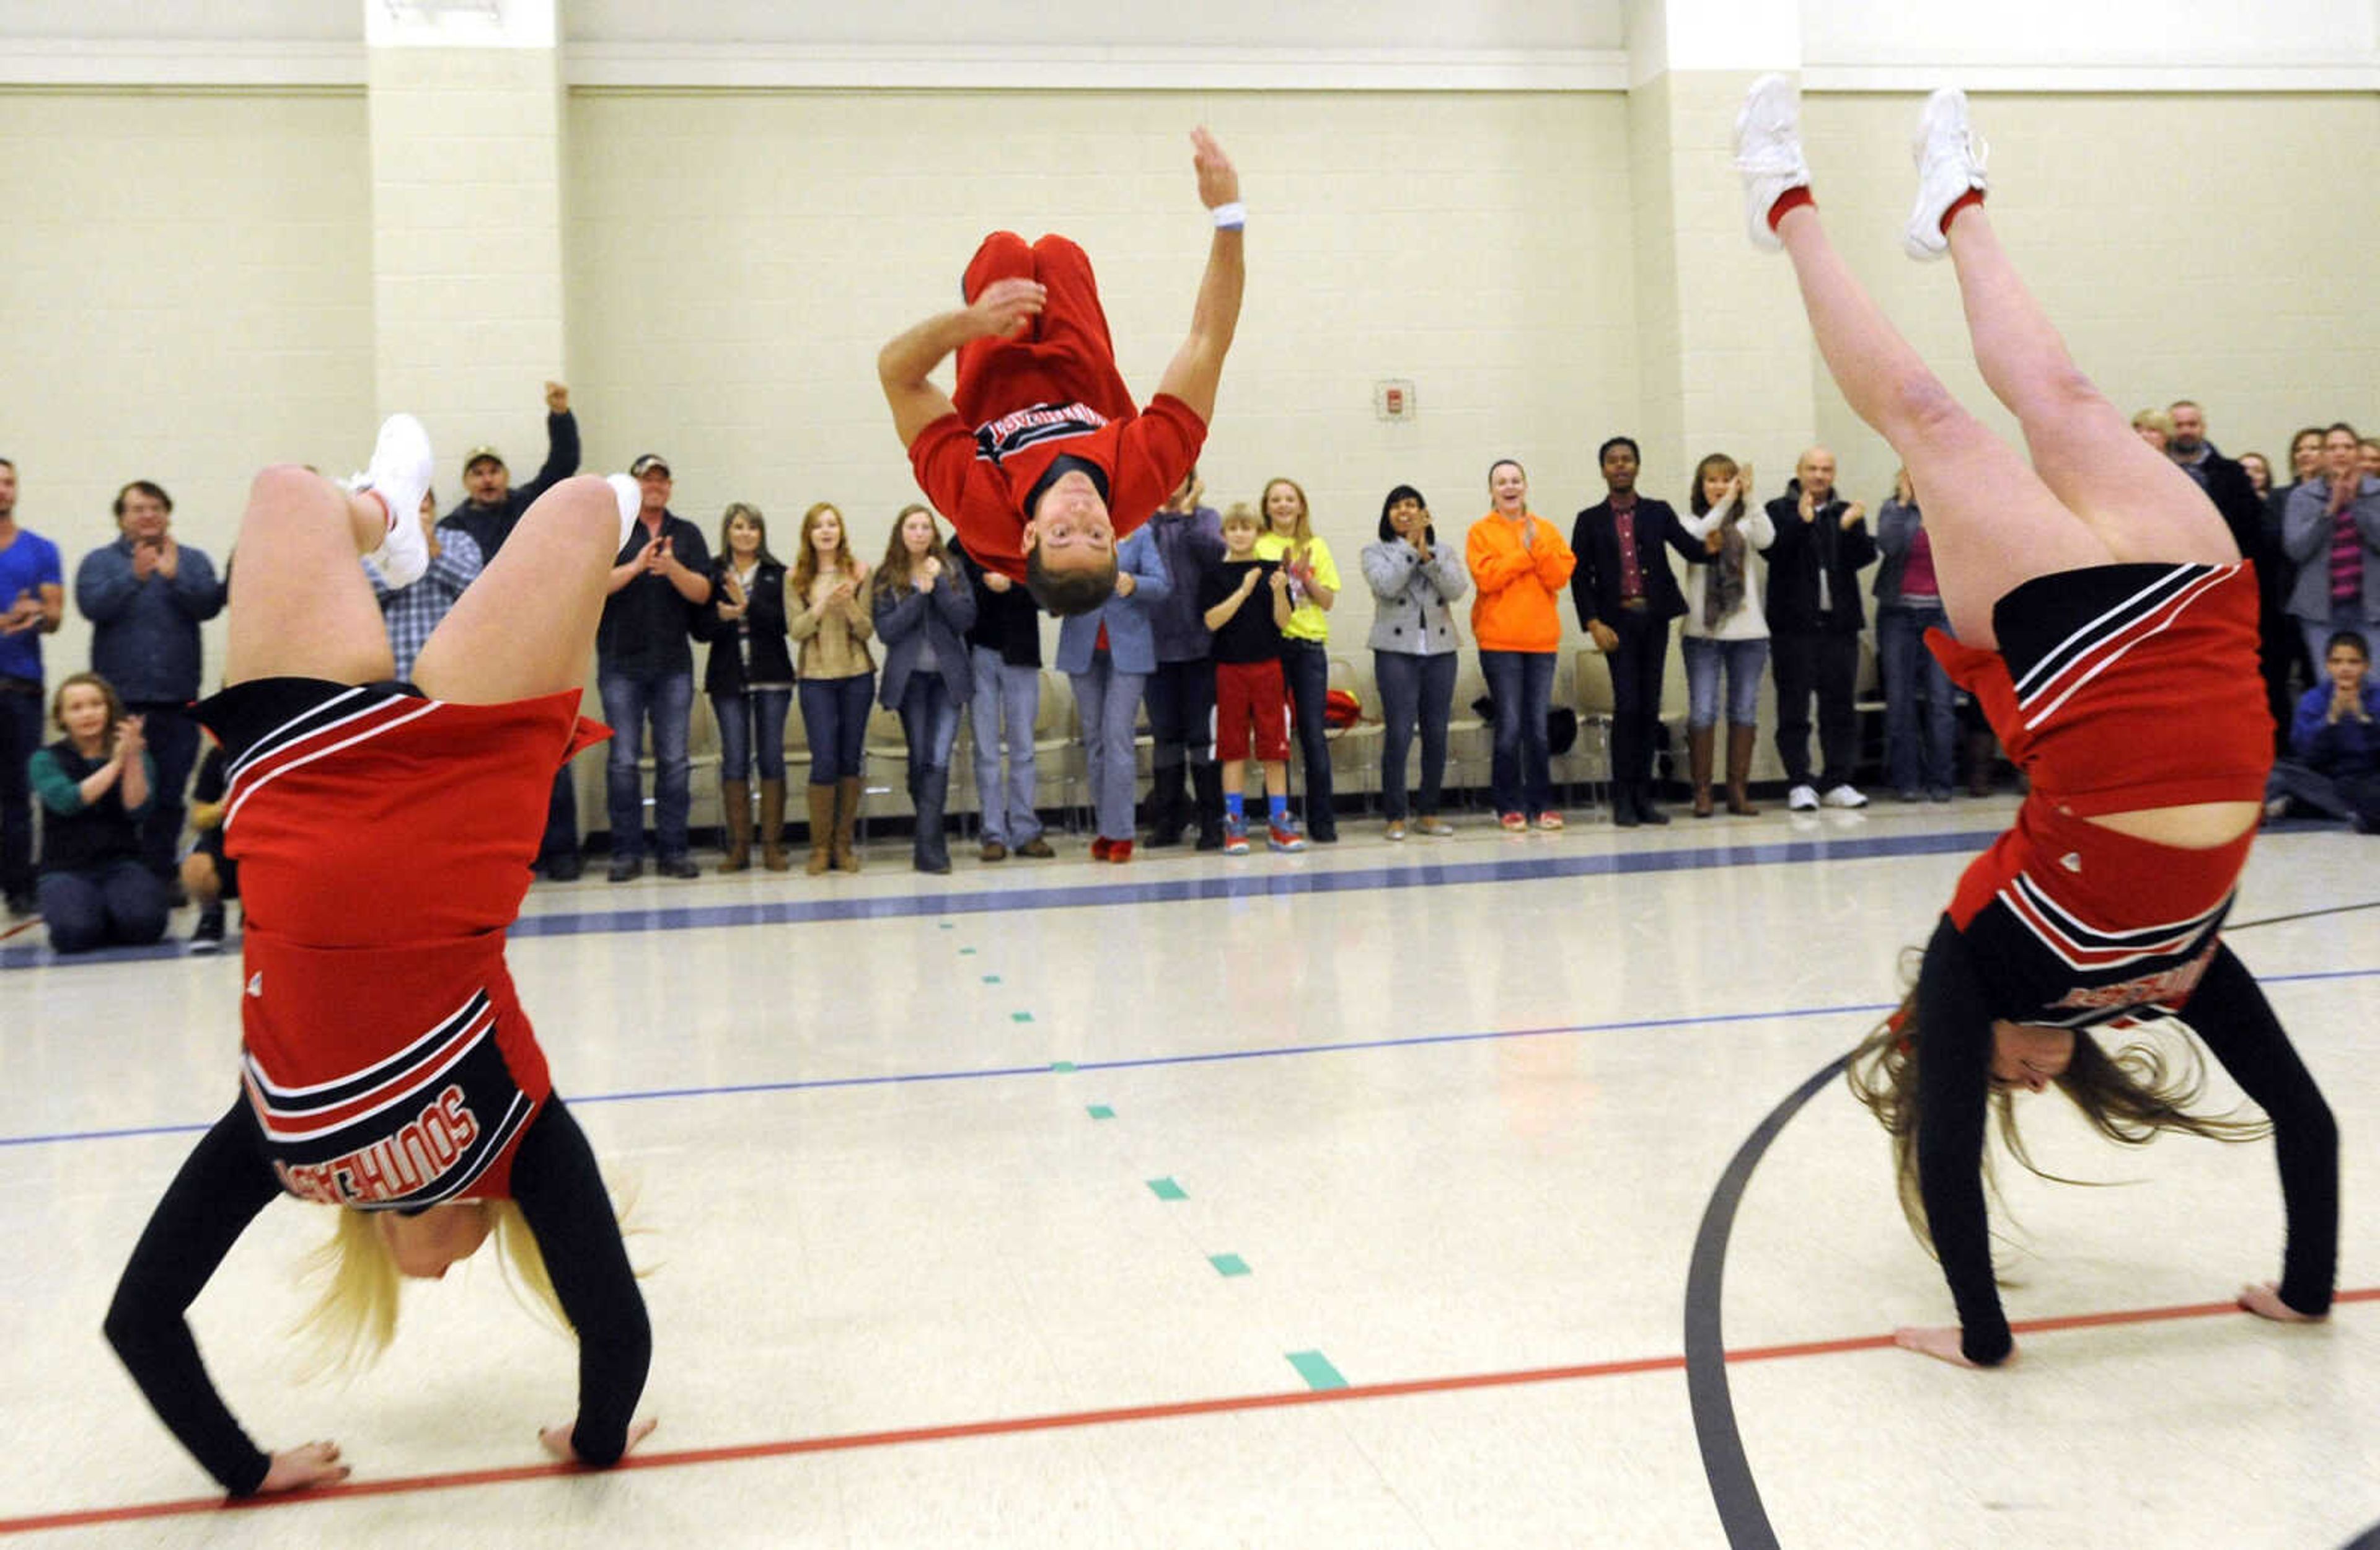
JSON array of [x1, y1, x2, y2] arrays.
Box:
[[1209, 1254, 1250, 1277], [938, 923, 953, 930], [1086, 1104, 1114, 1120], [982, 974, 1002, 984], [1287, 1350, 1346, 1390], [1010, 1011, 1033, 1023], [1051, 1060, 1076, 1073], [1147, 1177, 1186, 1201], [959, 947, 977, 956]]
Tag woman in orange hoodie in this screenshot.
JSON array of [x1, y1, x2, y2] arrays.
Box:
[[1466, 459, 1577, 830]]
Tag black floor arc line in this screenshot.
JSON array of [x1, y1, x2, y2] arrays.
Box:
[[2343, 1520, 2380, 1550], [1684, 1051, 1851, 1549]]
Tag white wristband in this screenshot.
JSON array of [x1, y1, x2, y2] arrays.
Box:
[[1211, 201, 1246, 231]]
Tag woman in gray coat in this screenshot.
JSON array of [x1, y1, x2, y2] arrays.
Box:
[[2281, 423, 2380, 675], [1362, 485, 1470, 839]]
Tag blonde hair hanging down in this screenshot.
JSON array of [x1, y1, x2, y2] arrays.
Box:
[[293, 1202, 573, 1379]]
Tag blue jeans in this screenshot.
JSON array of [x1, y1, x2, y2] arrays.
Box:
[[712, 689, 791, 782], [40, 859, 169, 953], [800, 672, 875, 785], [125, 701, 200, 882], [599, 669, 695, 863], [1681, 635, 1768, 730], [1479, 649, 1554, 816], [1375, 650, 1455, 821], [897, 674, 962, 775], [539, 766, 579, 868], [1071, 653, 1148, 841], [2268, 758, 2380, 826], [0, 683, 42, 900], [969, 648, 1042, 845], [1280, 638, 1334, 833], [1877, 605, 1956, 793]]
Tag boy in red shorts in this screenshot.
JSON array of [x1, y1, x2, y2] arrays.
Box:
[[878, 128, 1245, 617], [1200, 501, 1302, 853]]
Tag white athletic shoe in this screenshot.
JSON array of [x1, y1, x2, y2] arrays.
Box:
[[1733, 73, 1811, 253], [606, 473, 643, 551], [1904, 87, 1989, 262], [350, 413, 433, 589], [1822, 783, 1869, 809], [1787, 783, 1820, 812]]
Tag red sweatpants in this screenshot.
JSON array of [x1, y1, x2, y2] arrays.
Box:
[[955, 232, 1137, 425]]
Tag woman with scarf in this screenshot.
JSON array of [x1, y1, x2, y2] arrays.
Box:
[[1874, 467, 1959, 802], [1677, 454, 1773, 816]]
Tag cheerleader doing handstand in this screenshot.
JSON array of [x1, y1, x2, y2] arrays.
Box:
[[104, 420, 653, 1491], [1732, 79, 2337, 1367]]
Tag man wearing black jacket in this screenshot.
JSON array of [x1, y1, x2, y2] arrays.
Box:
[[1570, 437, 1703, 825], [1765, 447, 1876, 810], [2171, 400, 2297, 756], [441, 381, 586, 877]]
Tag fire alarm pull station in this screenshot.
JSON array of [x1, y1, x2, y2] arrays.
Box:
[[1375, 380, 1416, 421]]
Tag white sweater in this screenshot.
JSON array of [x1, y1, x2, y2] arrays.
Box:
[[1676, 504, 1775, 641]]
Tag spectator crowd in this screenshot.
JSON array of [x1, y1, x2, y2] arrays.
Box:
[[6, 393, 2373, 956]]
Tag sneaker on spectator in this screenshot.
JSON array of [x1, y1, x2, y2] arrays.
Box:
[[608, 856, 643, 883], [188, 906, 226, 954], [1733, 73, 1811, 253], [4, 891, 33, 918], [1385, 818, 1408, 842], [1498, 811, 1528, 832], [1905, 87, 1989, 262], [658, 855, 701, 879], [982, 839, 1010, 862], [1267, 814, 1307, 853], [606, 473, 643, 550], [1926, 786, 1954, 803], [1413, 816, 1455, 837], [1089, 837, 1113, 861], [350, 413, 433, 588], [1822, 784, 1869, 809], [1015, 835, 1056, 858], [1221, 814, 1250, 855], [1106, 839, 1134, 863], [1535, 811, 1565, 831], [1787, 783, 1820, 812], [542, 850, 583, 882]]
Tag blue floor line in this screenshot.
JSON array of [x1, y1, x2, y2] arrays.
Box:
[[0, 826, 2001, 971], [5, 964, 2373, 1151]]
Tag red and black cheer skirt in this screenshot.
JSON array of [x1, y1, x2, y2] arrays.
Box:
[[1927, 563, 2272, 1029], [196, 678, 607, 1207]]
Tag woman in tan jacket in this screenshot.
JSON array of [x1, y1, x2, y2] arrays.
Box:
[[789, 501, 875, 873]]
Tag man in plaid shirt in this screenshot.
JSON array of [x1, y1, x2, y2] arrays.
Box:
[[368, 488, 484, 679]]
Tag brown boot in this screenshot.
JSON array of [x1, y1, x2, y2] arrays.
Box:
[[1688, 726, 1716, 818], [718, 778, 752, 872], [832, 775, 863, 873], [1725, 723, 1761, 816], [759, 778, 789, 870], [805, 783, 834, 875]]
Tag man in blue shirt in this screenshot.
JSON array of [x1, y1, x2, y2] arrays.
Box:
[[74, 479, 226, 890], [0, 457, 66, 914]]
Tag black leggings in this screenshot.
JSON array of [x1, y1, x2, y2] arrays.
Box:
[[105, 1094, 648, 1493]]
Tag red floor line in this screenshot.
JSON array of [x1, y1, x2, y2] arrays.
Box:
[[0, 917, 40, 943], [7, 1287, 2368, 1537]]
